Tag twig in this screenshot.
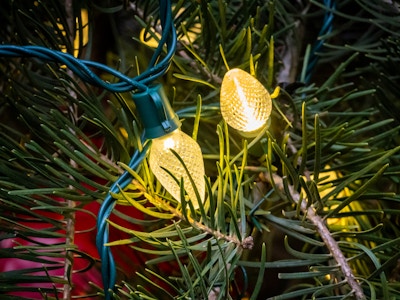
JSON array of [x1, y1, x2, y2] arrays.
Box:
[[135, 181, 254, 250], [267, 173, 366, 300], [80, 139, 124, 174], [187, 213, 254, 250], [165, 197, 254, 250], [63, 2, 76, 298], [63, 182, 75, 300], [65, 0, 75, 46]]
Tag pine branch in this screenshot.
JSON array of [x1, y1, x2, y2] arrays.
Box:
[[165, 197, 254, 251], [127, 179, 254, 251], [63, 1, 77, 299], [267, 173, 366, 300]]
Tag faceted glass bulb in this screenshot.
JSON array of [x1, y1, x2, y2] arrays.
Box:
[[220, 68, 272, 133], [149, 129, 205, 209]]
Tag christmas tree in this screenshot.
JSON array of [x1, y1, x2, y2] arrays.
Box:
[[1, 0, 400, 299]]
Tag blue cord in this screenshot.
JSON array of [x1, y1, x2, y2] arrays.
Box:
[[0, 0, 176, 298], [93, 1, 176, 297], [304, 0, 336, 84], [96, 143, 150, 299]]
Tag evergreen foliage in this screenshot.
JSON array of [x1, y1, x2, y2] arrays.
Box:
[[1, 0, 400, 299]]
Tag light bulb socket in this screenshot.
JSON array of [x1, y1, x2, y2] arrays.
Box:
[[132, 84, 181, 139]]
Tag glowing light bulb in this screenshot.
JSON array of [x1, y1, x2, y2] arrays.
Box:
[[132, 84, 205, 209], [220, 68, 272, 134], [149, 129, 205, 209]]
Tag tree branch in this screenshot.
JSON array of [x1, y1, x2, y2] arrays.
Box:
[[267, 173, 366, 300], [165, 197, 254, 250], [63, 2, 76, 299], [136, 180, 254, 251]]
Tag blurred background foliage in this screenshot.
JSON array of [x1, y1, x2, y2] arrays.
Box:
[[1, 0, 400, 299]]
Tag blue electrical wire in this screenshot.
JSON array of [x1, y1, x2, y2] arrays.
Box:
[[96, 142, 150, 299], [92, 1, 176, 298], [0, 0, 176, 298], [304, 0, 336, 84]]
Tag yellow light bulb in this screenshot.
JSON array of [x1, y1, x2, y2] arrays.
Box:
[[149, 129, 205, 209], [220, 68, 272, 134]]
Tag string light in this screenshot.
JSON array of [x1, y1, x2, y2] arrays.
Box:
[[220, 68, 272, 135], [133, 84, 205, 209]]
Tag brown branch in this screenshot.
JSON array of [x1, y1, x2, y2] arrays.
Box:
[[65, 0, 75, 49], [267, 173, 366, 300], [63, 2, 76, 298], [135, 181, 254, 251], [63, 188, 75, 300], [165, 198, 253, 250]]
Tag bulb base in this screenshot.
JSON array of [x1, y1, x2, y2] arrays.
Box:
[[132, 84, 181, 139]]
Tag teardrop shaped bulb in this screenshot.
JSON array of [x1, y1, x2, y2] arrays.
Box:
[[220, 68, 272, 133], [149, 129, 205, 209]]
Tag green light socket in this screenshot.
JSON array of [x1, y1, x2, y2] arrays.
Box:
[[132, 84, 181, 140]]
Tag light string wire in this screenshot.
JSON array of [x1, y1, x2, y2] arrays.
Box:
[[95, 2, 177, 297], [95, 1, 177, 298], [304, 0, 336, 84], [0, 0, 176, 298], [96, 142, 150, 299]]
